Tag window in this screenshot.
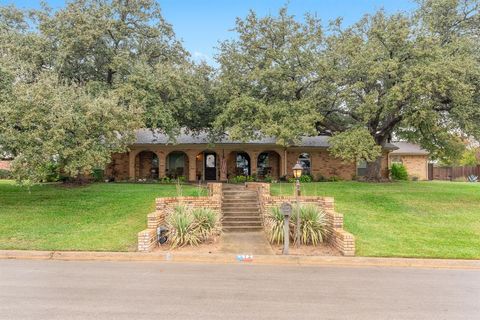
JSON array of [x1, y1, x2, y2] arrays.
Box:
[[390, 155, 402, 164], [298, 153, 311, 175], [206, 154, 215, 168], [236, 152, 250, 176], [357, 160, 367, 177]]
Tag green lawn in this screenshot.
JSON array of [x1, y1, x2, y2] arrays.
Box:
[[0, 181, 204, 251], [271, 181, 480, 259]]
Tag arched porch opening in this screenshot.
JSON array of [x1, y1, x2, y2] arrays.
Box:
[[166, 151, 189, 180], [227, 151, 251, 178], [135, 151, 159, 180], [257, 151, 281, 180]]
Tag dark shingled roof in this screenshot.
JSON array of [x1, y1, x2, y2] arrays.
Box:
[[134, 129, 399, 150], [390, 142, 429, 155]]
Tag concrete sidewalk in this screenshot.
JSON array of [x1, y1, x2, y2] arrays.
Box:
[[1, 249, 480, 270], [220, 231, 274, 255]]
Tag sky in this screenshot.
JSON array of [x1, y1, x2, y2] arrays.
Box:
[[3, 0, 418, 64]]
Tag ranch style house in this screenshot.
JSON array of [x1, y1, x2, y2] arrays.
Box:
[[105, 129, 430, 182]]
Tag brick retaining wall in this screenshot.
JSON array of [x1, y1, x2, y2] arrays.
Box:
[[138, 182, 355, 256], [246, 182, 355, 256], [137, 183, 223, 252]]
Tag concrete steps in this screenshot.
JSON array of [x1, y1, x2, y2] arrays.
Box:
[[222, 184, 263, 232]]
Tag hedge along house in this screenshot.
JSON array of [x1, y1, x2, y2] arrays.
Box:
[[105, 129, 415, 182]]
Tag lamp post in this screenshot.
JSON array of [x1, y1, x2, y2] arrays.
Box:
[[280, 202, 292, 255], [292, 162, 303, 248]]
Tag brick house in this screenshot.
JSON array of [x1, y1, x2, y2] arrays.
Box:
[[388, 142, 430, 180], [105, 129, 428, 182], [0, 160, 11, 171]]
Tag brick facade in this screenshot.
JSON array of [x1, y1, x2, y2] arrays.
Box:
[[389, 154, 429, 180], [107, 144, 394, 182], [0, 160, 11, 171], [245, 182, 355, 256]]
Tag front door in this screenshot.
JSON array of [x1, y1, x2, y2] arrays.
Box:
[[204, 152, 217, 180]]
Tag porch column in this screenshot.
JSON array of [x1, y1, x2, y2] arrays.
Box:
[[128, 151, 137, 181], [248, 151, 257, 176], [187, 152, 197, 182], [219, 152, 227, 182], [280, 148, 287, 177], [156, 150, 166, 178]]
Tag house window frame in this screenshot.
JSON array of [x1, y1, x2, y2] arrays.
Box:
[[390, 155, 403, 165], [357, 159, 367, 177], [298, 153, 311, 176]]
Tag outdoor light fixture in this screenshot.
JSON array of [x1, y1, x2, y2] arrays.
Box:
[[293, 162, 303, 178], [292, 161, 303, 248]]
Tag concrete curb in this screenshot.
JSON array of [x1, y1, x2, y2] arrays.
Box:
[[1, 250, 480, 270]]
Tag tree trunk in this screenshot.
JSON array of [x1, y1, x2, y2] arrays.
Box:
[[365, 156, 383, 181]]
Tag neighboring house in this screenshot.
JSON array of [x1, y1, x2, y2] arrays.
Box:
[[105, 129, 427, 182], [0, 160, 11, 171], [389, 142, 430, 180]]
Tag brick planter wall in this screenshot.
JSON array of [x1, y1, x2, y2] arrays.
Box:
[[246, 182, 356, 256], [137, 183, 222, 252]]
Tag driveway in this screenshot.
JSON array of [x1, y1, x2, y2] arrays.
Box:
[[1, 259, 479, 319]]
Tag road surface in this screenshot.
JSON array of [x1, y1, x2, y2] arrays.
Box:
[[1, 259, 479, 319]]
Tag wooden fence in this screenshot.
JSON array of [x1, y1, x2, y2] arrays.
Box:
[[428, 164, 480, 181]]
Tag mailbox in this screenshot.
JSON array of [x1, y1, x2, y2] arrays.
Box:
[[280, 202, 292, 217]]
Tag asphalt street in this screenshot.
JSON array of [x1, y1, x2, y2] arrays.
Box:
[[1, 259, 479, 319]]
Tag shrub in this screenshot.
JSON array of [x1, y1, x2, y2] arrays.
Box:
[[291, 204, 328, 246], [166, 206, 200, 248], [264, 174, 273, 183], [329, 175, 343, 182], [191, 208, 221, 240], [159, 177, 173, 184], [300, 174, 313, 183], [390, 163, 408, 180], [315, 174, 327, 182], [229, 175, 256, 183], [44, 163, 60, 182], [0, 169, 11, 179], [265, 204, 328, 246], [92, 169, 104, 182], [265, 206, 285, 244], [165, 206, 221, 248]]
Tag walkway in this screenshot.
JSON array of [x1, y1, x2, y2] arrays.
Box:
[[220, 231, 274, 255]]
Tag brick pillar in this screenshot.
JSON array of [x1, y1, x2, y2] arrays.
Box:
[[128, 151, 136, 181], [280, 149, 287, 177], [187, 152, 197, 182], [156, 151, 166, 178], [248, 151, 257, 176], [219, 156, 227, 181]]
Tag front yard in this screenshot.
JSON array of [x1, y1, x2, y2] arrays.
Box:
[[0, 181, 204, 251], [271, 181, 480, 259], [1, 180, 479, 259]]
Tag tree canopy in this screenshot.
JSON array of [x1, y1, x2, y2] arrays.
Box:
[[1, 0, 479, 182], [215, 1, 480, 179], [0, 0, 216, 183]]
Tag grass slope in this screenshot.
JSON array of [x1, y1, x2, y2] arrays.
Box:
[[271, 181, 480, 259], [0, 181, 204, 251]]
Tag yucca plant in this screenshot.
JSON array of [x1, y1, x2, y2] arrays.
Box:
[[265, 206, 286, 244], [191, 208, 221, 240], [165, 206, 200, 248], [291, 204, 327, 246]]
